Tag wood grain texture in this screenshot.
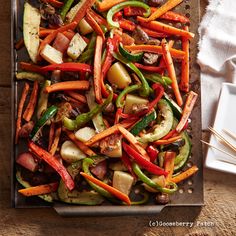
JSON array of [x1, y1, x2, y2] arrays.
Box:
[[1, 0, 236, 235]]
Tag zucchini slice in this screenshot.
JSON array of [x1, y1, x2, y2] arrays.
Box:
[[23, 2, 41, 63]]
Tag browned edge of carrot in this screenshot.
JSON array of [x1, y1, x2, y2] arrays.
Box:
[[49, 124, 62, 155], [15, 82, 30, 144], [171, 165, 199, 183]]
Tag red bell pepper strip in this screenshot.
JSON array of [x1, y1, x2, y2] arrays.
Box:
[[101, 34, 121, 98], [134, 63, 165, 73], [118, 19, 135, 31], [124, 6, 189, 23], [161, 129, 178, 140], [121, 152, 137, 179], [41, 62, 92, 73], [122, 142, 168, 177], [146, 145, 159, 162], [28, 141, 75, 191], [80, 172, 131, 205]]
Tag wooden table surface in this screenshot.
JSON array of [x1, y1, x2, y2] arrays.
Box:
[[0, 1, 235, 235]]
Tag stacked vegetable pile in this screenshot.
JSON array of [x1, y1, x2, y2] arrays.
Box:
[[15, 0, 199, 206]]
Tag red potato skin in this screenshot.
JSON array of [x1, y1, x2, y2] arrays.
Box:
[[16, 152, 39, 172], [53, 32, 70, 54]]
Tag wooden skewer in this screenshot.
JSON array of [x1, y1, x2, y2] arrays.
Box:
[[223, 129, 236, 141], [208, 126, 236, 153], [201, 140, 236, 160]]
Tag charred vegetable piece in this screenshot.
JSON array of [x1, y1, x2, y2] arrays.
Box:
[[130, 110, 157, 136], [30, 105, 58, 142], [137, 99, 173, 143], [63, 85, 113, 130], [58, 162, 104, 205], [119, 43, 143, 62], [16, 72, 45, 83]]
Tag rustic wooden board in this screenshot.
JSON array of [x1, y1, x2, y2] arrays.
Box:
[[0, 0, 235, 235]]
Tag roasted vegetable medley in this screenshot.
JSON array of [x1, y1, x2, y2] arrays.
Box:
[[15, 0, 199, 206]]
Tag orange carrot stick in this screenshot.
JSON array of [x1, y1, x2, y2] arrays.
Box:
[[164, 151, 176, 182], [159, 39, 175, 75], [97, 0, 125, 12], [62, 30, 75, 40], [48, 122, 55, 151], [93, 35, 104, 103], [176, 91, 198, 133], [85, 10, 105, 41], [64, 128, 96, 156], [118, 126, 149, 160], [125, 45, 185, 60], [180, 25, 190, 93], [144, 0, 184, 22], [23, 81, 39, 122], [72, 0, 97, 23], [49, 125, 62, 155], [137, 17, 195, 39], [80, 172, 131, 205], [44, 81, 89, 93], [85, 124, 121, 146], [154, 135, 182, 145], [171, 165, 199, 183], [39, 29, 55, 38], [161, 38, 183, 106], [64, 91, 86, 103], [88, 8, 108, 28], [139, 26, 169, 38], [18, 182, 59, 197], [15, 83, 30, 144], [39, 21, 77, 54]]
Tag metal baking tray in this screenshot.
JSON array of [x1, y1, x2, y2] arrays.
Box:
[[11, 0, 203, 216]]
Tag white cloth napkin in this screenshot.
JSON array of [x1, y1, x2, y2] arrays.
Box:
[[197, 0, 236, 129]]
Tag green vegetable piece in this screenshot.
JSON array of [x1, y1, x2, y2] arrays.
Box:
[[143, 73, 172, 87], [119, 43, 144, 62], [137, 99, 173, 143], [174, 131, 191, 173], [107, 1, 151, 28], [63, 85, 113, 130], [164, 93, 182, 120], [16, 72, 45, 83], [60, 0, 75, 21], [116, 84, 141, 108], [30, 105, 58, 141], [58, 161, 104, 205], [132, 163, 178, 194], [113, 52, 150, 97], [130, 111, 157, 136]]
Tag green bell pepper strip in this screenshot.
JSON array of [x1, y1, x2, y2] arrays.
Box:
[[116, 84, 141, 108], [60, 0, 75, 21], [143, 73, 172, 87], [113, 53, 150, 97], [107, 1, 151, 28], [63, 85, 113, 130], [119, 43, 144, 63], [78, 33, 97, 63], [30, 105, 58, 142], [132, 163, 178, 194]]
